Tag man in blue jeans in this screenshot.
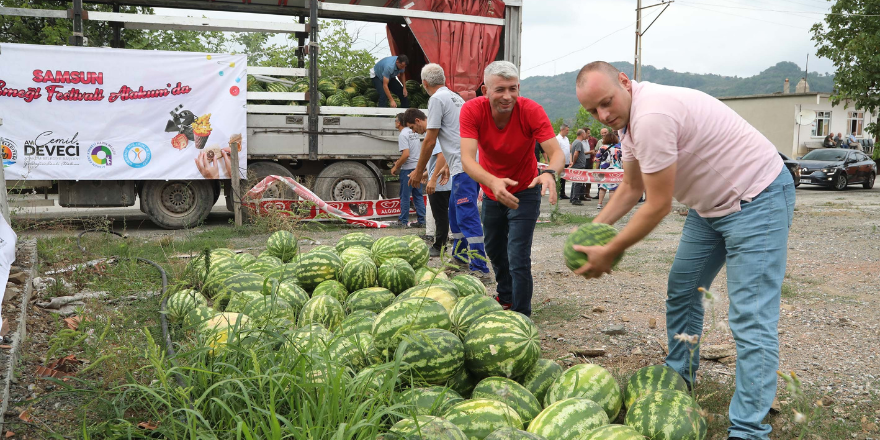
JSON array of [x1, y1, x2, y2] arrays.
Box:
[[391, 113, 425, 227], [573, 61, 794, 440], [459, 61, 564, 316]]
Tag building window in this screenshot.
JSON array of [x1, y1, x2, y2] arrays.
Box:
[[847, 111, 864, 137], [812, 111, 831, 137]]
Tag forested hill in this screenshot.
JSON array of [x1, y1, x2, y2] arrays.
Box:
[[521, 61, 835, 121]]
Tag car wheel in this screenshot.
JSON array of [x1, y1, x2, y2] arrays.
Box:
[[141, 180, 214, 229], [833, 173, 848, 190], [863, 172, 875, 189]]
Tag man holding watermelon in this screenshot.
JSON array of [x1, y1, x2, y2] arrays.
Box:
[[572, 61, 795, 440], [458, 61, 565, 316]]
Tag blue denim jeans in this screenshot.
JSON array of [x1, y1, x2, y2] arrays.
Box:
[[481, 185, 541, 316], [665, 166, 795, 440], [398, 168, 426, 224]]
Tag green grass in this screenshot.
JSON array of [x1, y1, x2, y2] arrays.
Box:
[[531, 298, 583, 326], [781, 282, 796, 298]]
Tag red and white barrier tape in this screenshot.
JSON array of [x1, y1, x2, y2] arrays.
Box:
[[244, 175, 426, 228], [537, 163, 624, 184]]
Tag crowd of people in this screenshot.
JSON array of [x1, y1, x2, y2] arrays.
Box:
[[823, 131, 865, 151]]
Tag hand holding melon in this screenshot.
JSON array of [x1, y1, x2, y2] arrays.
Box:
[[563, 223, 623, 279]]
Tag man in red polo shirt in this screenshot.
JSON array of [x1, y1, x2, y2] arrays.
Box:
[[459, 60, 565, 316]]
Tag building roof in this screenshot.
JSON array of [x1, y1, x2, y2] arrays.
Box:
[[718, 92, 831, 101]]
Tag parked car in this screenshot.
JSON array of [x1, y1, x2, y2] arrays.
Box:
[[779, 152, 801, 187], [796, 149, 877, 190]]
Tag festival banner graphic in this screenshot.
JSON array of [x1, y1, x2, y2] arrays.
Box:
[[0, 43, 247, 180]]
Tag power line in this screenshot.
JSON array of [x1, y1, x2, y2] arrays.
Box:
[[675, 3, 815, 29]]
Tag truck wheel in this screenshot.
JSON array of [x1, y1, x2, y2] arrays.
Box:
[[314, 161, 380, 201], [244, 161, 297, 202], [141, 180, 214, 229]]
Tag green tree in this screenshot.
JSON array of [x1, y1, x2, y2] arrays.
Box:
[[312, 19, 377, 78], [811, 0, 880, 136]]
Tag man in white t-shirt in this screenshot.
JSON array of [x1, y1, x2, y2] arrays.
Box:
[[556, 124, 571, 199], [390, 113, 426, 227]]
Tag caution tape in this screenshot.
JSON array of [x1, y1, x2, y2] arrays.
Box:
[[538, 163, 624, 184]]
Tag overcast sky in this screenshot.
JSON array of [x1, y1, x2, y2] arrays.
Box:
[[157, 0, 836, 80]]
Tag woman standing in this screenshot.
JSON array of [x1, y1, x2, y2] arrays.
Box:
[[595, 130, 622, 210]]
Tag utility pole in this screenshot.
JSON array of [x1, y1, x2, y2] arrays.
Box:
[[634, 0, 673, 81]]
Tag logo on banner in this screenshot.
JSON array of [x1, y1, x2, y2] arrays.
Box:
[[88, 142, 115, 168], [1, 138, 17, 168], [123, 142, 151, 168]]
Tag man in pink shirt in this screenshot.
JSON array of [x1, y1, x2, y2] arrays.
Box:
[[573, 61, 795, 440]]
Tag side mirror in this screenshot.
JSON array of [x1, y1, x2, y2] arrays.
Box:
[[796, 156, 803, 160]]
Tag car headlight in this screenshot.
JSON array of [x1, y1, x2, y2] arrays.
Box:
[[801, 168, 808, 173], [822, 168, 839, 174]]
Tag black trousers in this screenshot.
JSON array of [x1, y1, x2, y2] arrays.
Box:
[[372, 76, 410, 108], [428, 190, 451, 251]]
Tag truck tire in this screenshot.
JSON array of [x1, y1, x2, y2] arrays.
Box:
[[314, 161, 381, 201], [141, 180, 214, 229], [244, 161, 297, 202]]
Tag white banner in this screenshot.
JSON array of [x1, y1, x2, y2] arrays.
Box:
[[0, 43, 247, 180]]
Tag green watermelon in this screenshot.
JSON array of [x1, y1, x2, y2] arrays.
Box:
[[317, 79, 338, 96], [464, 311, 540, 378], [340, 258, 378, 292], [247, 258, 283, 277], [346, 287, 395, 313], [485, 428, 547, 440], [336, 232, 375, 253], [338, 310, 378, 336], [214, 272, 266, 310], [443, 399, 523, 440], [624, 390, 707, 440], [372, 297, 452, 351], [516, 359, 563, 406], [527, 397, 610, 440], [264, 263, 298, 283], [233, 252, 257, 267], [224, 290, 263, 313], [246, 75, 257, 88], [340, 245, 373, 266], [165, 289, 207, 322], [296, 251, 344, 291], [582, 425, 646, 440], [266, 81, 288, 93], [396, 386, 464, 417], [298, 294, 345, 331], [388, 415, 468, 440], [312, 280, 349, 302], [372, 236, 411, 267], [544, 364, 623, 421], [446, 366, 480, 399], [378, 257, 416, 294], [397, 284, 458, 314], [624, 365, 689, 409], [267, 280, 309, 314], [417, 277, 460, 295], [184, 305, 216, 328], [402, 235, 430, 269], [241, 295, 293, 325], [563, 223, 623, 272], [309, 245, 336, 255], [399, 329, 464, 385], [328, 332, 375, 370], [199, 256, 244, 297], [247, 81, 265, 93], [405, 80, 421, 94], [473, 377, 542, 425], [415, 266, 449, 284], [451, 274, 487, 298], [449, 294, 502, 338], [287, 323, 333, 354]]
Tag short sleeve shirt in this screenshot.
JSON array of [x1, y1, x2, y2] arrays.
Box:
[[459, 96, 556, 200], [556, 134, 571, 165], [398, 127, 421, 170], [620, 81, 783, 217], [570, 139, 588, 169], [427, 142, 453, 192], [373, 56, 404, 79], [427, 87, 466, 176]]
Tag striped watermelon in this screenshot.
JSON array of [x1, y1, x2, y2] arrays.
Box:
[[267, 280, 309, 314], [340, 245, 373, 266], [339, 310, 378, 336], [340, 258, 378, 292], [346, 287, 395, 313], [563, 223, 623, 272], [397, 284, 458, 314], [165, 289, 207, 322], [296, 251, 344, 291], [264, 263, 298, 283], [485, 428, 547, 440], [416, 266, 449, 284], [233, 252, 257, 267], [402, 235, 430, 269], [298, 294, 345, 331], [210, 248, 237, 259], [388, 415, 468, 440], [583, 425, 646, 440], [287, 323, 333, 354], [418, 277, 460, 296], [443, 399, 523, 440], [378, 257, 416, 294], [516, 359, 563, 406], [446, 366, 480, 398], [200, 257, 244, 297], [624, 365, 689, 409], [464, 311, 540, 378], [624, 390, 707, 440], [336, 232, 375, 253], [399, 328, 465, 385], [352, 362, 398, 392], [214, 272, 266, 311], [247, 258, 283, 277], [312, 280, 349, 302], [328, 332, 375, 370], [200, 312, 250, 336], [449, 294, 502, 338], [544, 364, 623, 421], [451, 274, 487, 298], [527, 397, 610, 440], [372, 236, 411, 267], [241, 295, 293, 325], [396, 386, 464, 417], [473, 377, 542, 425], [372, 297, 452, 351], [267, 230, 299, 262], [309, 245, 337, 255], [224, 290, 263, 313], [184, 305, 216, 328]]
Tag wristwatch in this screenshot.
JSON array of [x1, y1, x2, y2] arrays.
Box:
[[540, 169, 557, 177]]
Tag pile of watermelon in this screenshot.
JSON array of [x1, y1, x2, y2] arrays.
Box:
[[166, 229, 707, 440], [246, 75, 430, 110]]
